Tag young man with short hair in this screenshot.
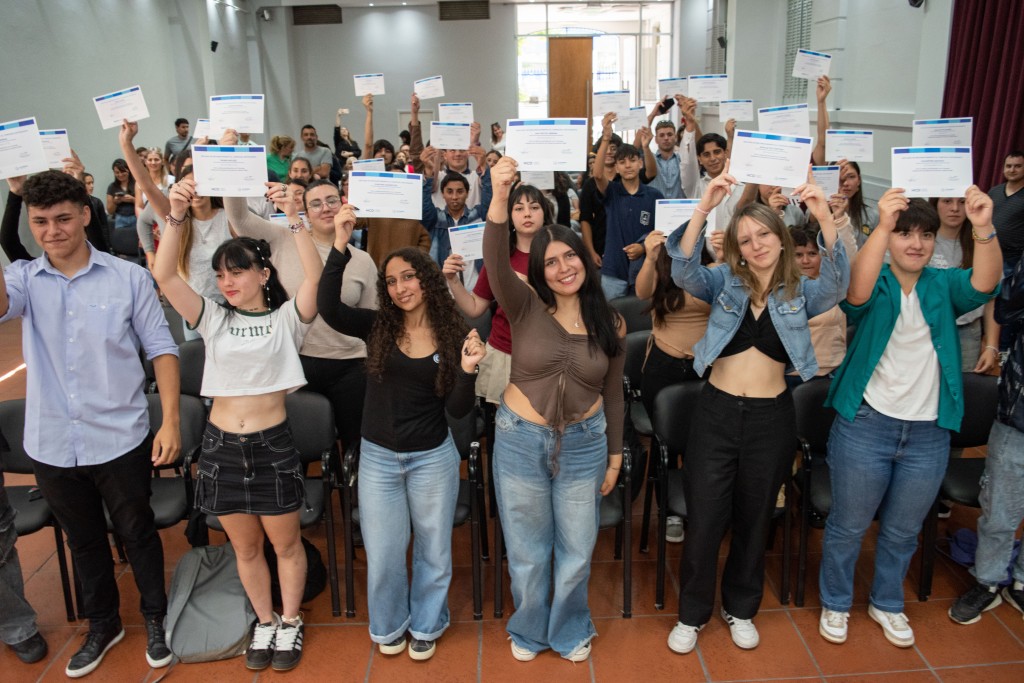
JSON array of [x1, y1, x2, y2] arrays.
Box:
[[294, 125, 333, 179], [648, 120, 685, 200], [989, 151, 1024, 263], [163, 117, 191, 166], [0, 171, 181, 678]]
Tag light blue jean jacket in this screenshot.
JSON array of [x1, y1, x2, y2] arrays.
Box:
[[665, 221, 850, 381]]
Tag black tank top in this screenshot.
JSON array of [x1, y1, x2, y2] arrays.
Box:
[[719, 305, 789, 363]]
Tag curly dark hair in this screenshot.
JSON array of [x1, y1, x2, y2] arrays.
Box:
[[366, 247, 469, 396], [22, 170, 89, 209]]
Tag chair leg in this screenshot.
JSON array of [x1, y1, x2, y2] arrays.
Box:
[[469, 444, 483, 621], [655, 467, 668, 610], [622, 478, 632, 619], [796, 479, 810, 607], [493, 511, 504, 618], [323, 477, 341, 618], [111, 532, 127, 564], [639, 475, 655, 554], [613, 521, 623, 560], [341, 480, 356, 618], [475, 465, 490, 563], [918, 498, 939, 602], [52, 524, 76, 622]]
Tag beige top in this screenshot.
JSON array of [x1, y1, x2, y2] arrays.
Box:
[[808, 305, 846, 375], [651, 292, 711, 358]]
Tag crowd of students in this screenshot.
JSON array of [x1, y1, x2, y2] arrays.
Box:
[[1, 75, 1023, 679]]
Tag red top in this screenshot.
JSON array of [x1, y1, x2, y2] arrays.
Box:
[[473, 248, 530, 354]]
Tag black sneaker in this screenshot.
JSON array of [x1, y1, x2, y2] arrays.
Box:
[[245, 615, 279, 670], [409, 638, 436, 661], [1002, 584, 1024, 615], [145, 617, 173, 668], [9, 631, 48, 664], [949, 583, 1002, 624], [271, 617, 304, 671], [65, 627, 125, 678], [379, 635, 406, 655]]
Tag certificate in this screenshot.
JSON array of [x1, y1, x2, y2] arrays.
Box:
[[825, 129, 873, 162], [687, 75, 729, 102], [655, 199, 702, 233], [729, 130, 813, 189], [430, 122, 471, 150], [269, 211, 309, 230], [912, 118, 973, 147], [348, 171, 424, 220], [209, 94, 265, 135], [414, 75, 445, 100], [438, 103, 474, 124], [519, 170, 553, 189], [615, 106, 649, 132], [791, 49, 832, 80], [593, 90, 631, 117], [39, 129, 71, 169], [758, 103, 810, 138], [505, 119, 588, 172], [891, 147, 973, 198], [719, 99, 754, 123], [92, 85, 150, 129], [448, 222, 486, 261], [353, 158, 386, 172], [354, 73, 386, 96], [658, 77, 688, 99], [192, 118, 211, 140], [810, 165, 841, 197], [0, 118, 48, 179], [191, 145, 268, 197]]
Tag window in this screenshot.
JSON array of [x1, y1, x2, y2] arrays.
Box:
[[783, 0, 813, 104]]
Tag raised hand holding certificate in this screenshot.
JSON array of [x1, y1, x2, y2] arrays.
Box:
[[791, 49, 832, 80], [891, 147, 972, 198], [354, 73, 386, 96], [505, 119, 588, 172], [430, 122, 471, 150], [810, 165, 840, 197], [438, 103, 474, 124], [348, 171, 423, 220], [729, 130, 813, 189], [719, 100, 754, 123], [825, 130, 873, 162], [655, 199, 704, 232], [658, 78, 688, 99], [449, 222, 486, 261], [192, 145, 268, 197], [593, 90, 631, 117], [209, 95, 265, 135], [0, 118, 48, 179], [93, 86, 150, 129], [912, 118, 972, 147], [687, 75, 729, 102], [758, 104, 810, 138], [353, 158, 386, 172], [414, 76, 445, 100], [39, 129, 72, 169]]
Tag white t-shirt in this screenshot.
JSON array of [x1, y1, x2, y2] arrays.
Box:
[[192, 296, 311, 397], [187, 212, 233, 300], [863, 289, 940, 421]]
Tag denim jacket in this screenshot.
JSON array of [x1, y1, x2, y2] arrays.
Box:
[[996, 257, 1024, 433], [665, 222, 850, 381]]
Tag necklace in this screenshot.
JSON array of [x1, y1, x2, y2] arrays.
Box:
[[574, 308, 582, 329]]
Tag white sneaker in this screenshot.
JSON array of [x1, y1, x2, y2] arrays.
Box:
[[867, 604, 914, 648], [510, 639, 536, 662], [665, 515, 684, 543], [667, 622, 702, 654], [565, 640, 591, 662], [721, 609, 759, 649], [819, 608, 849, 644]]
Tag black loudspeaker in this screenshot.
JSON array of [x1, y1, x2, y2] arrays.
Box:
[[210, 40, 219, 52], [909, 0, 924, 7]]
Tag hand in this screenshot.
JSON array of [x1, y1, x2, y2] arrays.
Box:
[[421, 145, 438, 176], [623, 243, 644, 261], [600, 458, 622, 496], [875, 188, 910, 233], [793, 172, 829, 224], [725, 118, 736, 138], [168, 179, 195, 218], [119, 119, 138, 148], [709, 230, 725, 262], [768, 190, 789, 213], [679, 97, 698, 131], [61, 149, 85, 181], [442, 253, 465, 282], [636, 126, 653, 148], [336, 107, 346, 126], [362, 94, 373, 112], [6, 175, 26, 196], [151, 423, 181, 467], [974, 345, 999, 374], [460, 328, 486, 373], [219, 128, 239, 145], [264, 181, 294, 214], [588, 248, 603, 268], [964, 184, 994, 229], [816, 75, 832, 103], [491, 156, 518, 197], [470, 121, 482, 146], [468, 144, 486, 168], [601, 112, 616, 138], [699, 159, 737, 210], [333, 203, 357, 245], [410, 93, 420, 115], [828, 193, 849, 219], [643, 230, 666, 257]]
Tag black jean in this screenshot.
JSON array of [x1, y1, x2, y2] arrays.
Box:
[[300, 355, 366, 451], [677, 383, 794, 625], [32, 436, 166, 633], [641, 343, 700, 450]]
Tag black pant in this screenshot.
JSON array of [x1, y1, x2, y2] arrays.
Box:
[[32, 436, 165, 633], [641, 343, 700, 449], [677, 383, 794, 625], [300, 355, 367, 451]]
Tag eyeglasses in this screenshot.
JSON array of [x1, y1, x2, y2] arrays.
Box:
[[307, 197, 342, 212]]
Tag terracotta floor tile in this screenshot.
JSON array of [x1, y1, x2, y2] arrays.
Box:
[[991, 603, 1024, 645], [825, 672, 939, 682], [789, 607, 927, 676], [366, 620, 479, 682], [478, 621, 593, 683], [0, 625, 78, 683], [22, 566, 83, 627], [906, 599, 1024, 667], [286, 623, 373, 679], [698, 611, 819, 681], [935, 662, 1024, 682], [591, 615, 705, 682]]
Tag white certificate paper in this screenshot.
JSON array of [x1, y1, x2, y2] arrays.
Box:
[[810, 165, 841, 197], [791, 49, 832, 80], [414, 76, 445, 100], [825, 129, 874, 163], [593, 90, 631, 117], [192, 118, 211, 140], [687, 75, 729, 103], [348, 171, 424, 220], [39, 129, 71, 169], [719, 100, 754, 123], [758, 103, 810, 138], [430, 122, 471, 150], [616, 106, 649, 132], [505, 119, 588, 172], [448, 222, 486, 261], [93, 85, 150, 129], [0, 118, 48, 179], [191, 145, 268, 197], [655, 199, 703, 233], [912, 118, 973, 147], [353, 158, 386, 172], [891, 147, 973, 198], [519, 170, 553, 190], [438, 103, 474, 124], [354, 73, 386, 97], [658, 78, 688, 99], [730, 130, 813, 189], [209, 94, 265, 135]]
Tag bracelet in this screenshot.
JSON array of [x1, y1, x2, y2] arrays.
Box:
[[986, 345, 1000, 355], [288, 221, 305, 234], [972, 226, 997, 243], [607, 465, 620, 470], [164, 214, 185, 227], [693, 206, 711, 216]]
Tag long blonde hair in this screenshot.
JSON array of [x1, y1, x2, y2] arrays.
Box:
[[175, 166, 224, 280], [722, 203, 801, 303]]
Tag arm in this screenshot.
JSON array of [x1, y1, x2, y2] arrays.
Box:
[[443, 253, 491, 317], [812, 76, 831, 165], [420, 170, 440, 233], [637, 127, 657, 180], [333, 108, 345, 155], [136, 203, 157, 261], [362, 94, 374, 159], [593, 112, 616, 196], [119, 121, 171, 219], [964, 185, 1003, 295], [315, 213, 377, 339], [106, 190, 116, 216], [152, 180, 204, 326], [634, 230, 665, 299], [287, 188, 324, 323], [445, 329, 487, 419], [846, 188, 908, 306], [974, 300, 1000, 373], [677, 96, 701, 198], [599, 328, 627, 495], [150, 354, 181, 466], [482, 157, 533, 318], [409, 94, 424, 173], [1, 180, 33, 262]]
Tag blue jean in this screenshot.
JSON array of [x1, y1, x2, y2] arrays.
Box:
[[819, 403, 949, 613], [358, 434, 460, 643], [0, 473, 40, 645], [973, 420, 1024, 586], [492, 399, 607, 657], [601, 275, 629, 301]]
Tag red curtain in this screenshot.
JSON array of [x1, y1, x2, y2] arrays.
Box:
[[941, 0, 1024, 191]]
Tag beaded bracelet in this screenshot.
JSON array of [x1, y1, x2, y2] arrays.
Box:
[[288, 222, 305, 234], [164, 214, 185, 227], [972, 226, 997, 243]]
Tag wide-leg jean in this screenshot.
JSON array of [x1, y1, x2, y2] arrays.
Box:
[[973, 420, 1024, 587]]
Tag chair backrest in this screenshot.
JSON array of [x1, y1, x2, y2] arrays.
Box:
[[0, 399, 30, 475], [463, 304, 493, 345], [952, 372, 998, 449], [610, 295, 653, 333], [623, 331, 650, 394], [285, 392, 338, 466], [146, 394, 208, 468], [163, 304, 187, 345], [179, 339, 206, 398], [652, 382, 705, 456], [110, 227, 141, 257], [791, 378, 836, 454]]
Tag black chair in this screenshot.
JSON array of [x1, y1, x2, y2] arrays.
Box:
[[0, 399, 78, 622], [610, 295, 652, 333], [110, 227, 144, 265], [178, 339, 206, 400], [918, 373, 999, 601], [163, 304, 187, 346], [199, 392, 342, 616]]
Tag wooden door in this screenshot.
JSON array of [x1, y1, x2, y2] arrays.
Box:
[[547, 37, 593, 119]]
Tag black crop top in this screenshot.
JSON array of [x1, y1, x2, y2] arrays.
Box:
[[719, 306, 789, 363]]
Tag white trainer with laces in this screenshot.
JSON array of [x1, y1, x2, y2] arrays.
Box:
[[868, 604, 914, 647], [721, 609, 759, 649], [819, 608, 849, 644], [667, 622, 702, 654]]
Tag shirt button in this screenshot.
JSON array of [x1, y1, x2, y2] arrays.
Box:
[[67, 310, 73, 316], [68, 338, 74, 342], [71, 420, 79, 425]]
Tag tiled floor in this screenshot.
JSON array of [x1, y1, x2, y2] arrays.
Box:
[[2, 320, 1023, 682]]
